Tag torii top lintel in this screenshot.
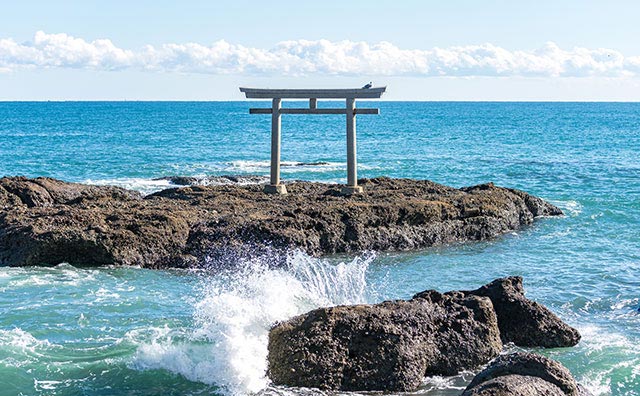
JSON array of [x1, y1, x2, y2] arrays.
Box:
[[239, 86, 386, 99]]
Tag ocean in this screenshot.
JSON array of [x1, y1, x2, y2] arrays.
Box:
[[0, 101, 638, 396]]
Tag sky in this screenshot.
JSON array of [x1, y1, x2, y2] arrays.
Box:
[[1, 0, 640, 101]]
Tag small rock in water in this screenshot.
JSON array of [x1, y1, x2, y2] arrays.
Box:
[[462, 352, 593, 396], [153, 176, 200, 186], [293, 161, 330, 166]]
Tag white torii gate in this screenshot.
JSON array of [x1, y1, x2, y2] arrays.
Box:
[[239, 86, 386, 195]]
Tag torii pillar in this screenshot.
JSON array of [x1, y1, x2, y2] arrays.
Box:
[[240, 87, 386, 195]]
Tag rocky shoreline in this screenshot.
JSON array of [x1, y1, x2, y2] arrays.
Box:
[[268, 276, 588, 395], [0, 176, 562, 267]]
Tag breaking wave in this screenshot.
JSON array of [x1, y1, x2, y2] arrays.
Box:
[[131, 251, 376, 395]]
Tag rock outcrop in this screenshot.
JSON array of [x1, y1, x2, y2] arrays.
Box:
[[268, 291, 502, 391], [461, 276, 581, 348], [462, 353, 593, 396], [267, 278, 580, 392], [0, 176, 562, 267]]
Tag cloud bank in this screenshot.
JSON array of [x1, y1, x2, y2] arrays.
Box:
[[2, 31, 640, 77]]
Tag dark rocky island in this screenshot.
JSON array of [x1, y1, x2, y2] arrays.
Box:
[[0, 176, 562, 267]]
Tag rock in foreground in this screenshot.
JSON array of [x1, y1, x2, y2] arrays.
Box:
[[0, 176, 562, 267], [268, 277, 579, 392], [268, 291, 502, 391], [463, 353, 593, 396]]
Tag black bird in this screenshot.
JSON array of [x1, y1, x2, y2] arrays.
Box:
[[362, 82, 372, 89]]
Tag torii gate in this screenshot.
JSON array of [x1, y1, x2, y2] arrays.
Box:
[[239, 86, 386, 195]]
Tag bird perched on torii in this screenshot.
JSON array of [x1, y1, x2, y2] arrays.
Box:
[[362, 82, 372, 89]]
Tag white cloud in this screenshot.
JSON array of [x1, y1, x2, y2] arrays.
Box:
[[0, 31, 638, 78]]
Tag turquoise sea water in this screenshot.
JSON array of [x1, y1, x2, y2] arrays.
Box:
[[0, 102, 639, 396]]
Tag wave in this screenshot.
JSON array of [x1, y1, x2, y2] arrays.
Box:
[[5, 263, 98, 288], [571, 324, 640, 396], [0, 328, 57, 367], [80, 158, 383, 194], [84, 177, 174, 195], [227, 160, 344, 174], [131, 250, 376, 395], [228, 160, 380, 172], [84, 175, 273, 194], [421, 371, 475, 393], [550, 199, 583, 217]]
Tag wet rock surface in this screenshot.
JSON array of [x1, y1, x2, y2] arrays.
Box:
[[0, 176, 562, 267], [267, 278, 580, 392], [268, 291, 502, 391], [462, 352, 593, 396]]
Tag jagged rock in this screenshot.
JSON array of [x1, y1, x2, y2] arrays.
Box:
[[0, 176, 562, 267], [462, 277, 581, 347], [0, 176, 140, 208], [462, 353, 593, 396], [268, 291, 502, 391], [268, 279, 581, 393], [154, 176, 200, 186]]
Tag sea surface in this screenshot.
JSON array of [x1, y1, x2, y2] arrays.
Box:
[[0, 101, 638, 396]]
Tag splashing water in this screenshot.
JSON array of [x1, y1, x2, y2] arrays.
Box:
[[132, 251, 376, 395]]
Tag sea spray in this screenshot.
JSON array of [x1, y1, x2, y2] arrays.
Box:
[[132, 250, 376, 395], [0, 328, 56, 367]]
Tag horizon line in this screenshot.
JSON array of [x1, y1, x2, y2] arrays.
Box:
[[2, 99, 640, 103]]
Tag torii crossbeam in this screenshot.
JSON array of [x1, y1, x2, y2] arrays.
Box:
[[240, 86, 386, 195]]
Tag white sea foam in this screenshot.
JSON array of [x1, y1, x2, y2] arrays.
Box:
[[91, 287, 121, 302], [82, 167, 340, 194], [81, 158, 382, 194], [579, 324, 634, 351], [578, 376, 611, 396], [84, 177, 173, 195], [226, 159, 379, 175], [34, 380, 64, 391], [550, 199, 582, 217], [6, 263, 97, 288], [575, 324, 639, 395], [0, 328, 56, 368], [421, 371, 475, 392], [228, 160, 354, 174], [131, 251, 375, 395], [538, 227, 575, 240], [226, 160, 275, 172], [0, 328, 49, 350]]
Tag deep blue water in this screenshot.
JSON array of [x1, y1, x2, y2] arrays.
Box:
[[0, 102, 639, 395]]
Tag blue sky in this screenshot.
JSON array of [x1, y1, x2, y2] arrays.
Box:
[[2, 0, 640, 100]]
